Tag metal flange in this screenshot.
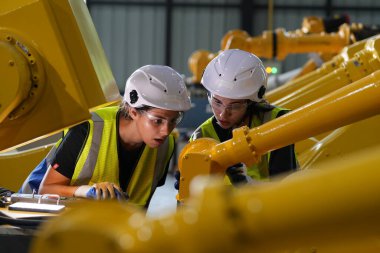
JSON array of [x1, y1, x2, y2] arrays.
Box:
[[0, 29, 45, 121]]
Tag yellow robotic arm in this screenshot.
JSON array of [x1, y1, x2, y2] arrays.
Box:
[[188, 16, 353, 84], [0, 0, 121, 152], [223, 24, 350, 60], [273, 34, 380, 110], [265, 37, 367, 102]]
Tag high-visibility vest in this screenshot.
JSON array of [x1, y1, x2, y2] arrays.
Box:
[[70, 106, 174, 207], [20, 107, 174, 207], [190, 106, 288, 180]]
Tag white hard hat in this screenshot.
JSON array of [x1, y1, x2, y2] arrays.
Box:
[[124, 65, 191, 111], [201, 49, 267, 102]]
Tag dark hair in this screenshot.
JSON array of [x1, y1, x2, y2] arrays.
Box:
[[119, 101, 152, 119], [248, 100, 275, 115]]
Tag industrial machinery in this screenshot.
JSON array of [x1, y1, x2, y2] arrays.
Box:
[[188, 15, 350, 84], [31, 66, 380, 253], [0, 0, 120, 152], [273, 34, 380, 109], [269, 34, 380, 157], [265, 37, 367, 102], [188, 15, 380, 85], [0, 0, 121, 191], [0, 0, 120, 251]]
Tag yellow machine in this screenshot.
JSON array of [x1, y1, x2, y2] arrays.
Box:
[[265, 37, 367, 102], [0, 0, 120, 152], [188, 16, 351, 84], [188, 15, 380, 85], [273, 34, 380, 109], [0, 0, 121, 190], [269, 35, 380, 157]]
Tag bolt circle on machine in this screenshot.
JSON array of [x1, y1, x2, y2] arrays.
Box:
[[1, 30, 45, 120]]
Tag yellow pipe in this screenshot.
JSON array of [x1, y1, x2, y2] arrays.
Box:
[[217, 75, 380, 159], [0, 144, 52, 191], [298, 114, 380, 169], [270, 36, 378, 156]]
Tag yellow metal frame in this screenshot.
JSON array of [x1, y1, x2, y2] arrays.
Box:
[[0, 144, 52, 191], [0, 0, 121, 151]]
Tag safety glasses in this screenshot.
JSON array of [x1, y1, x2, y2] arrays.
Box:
[[140, 110, 183, 128], [208, 94, 248, 113]]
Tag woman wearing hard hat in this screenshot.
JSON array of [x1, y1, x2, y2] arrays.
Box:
[[34, 65, 191, 208], [186, 49, 298, 185]]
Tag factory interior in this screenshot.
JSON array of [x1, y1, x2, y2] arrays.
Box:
[[1, 0, 380, 252]]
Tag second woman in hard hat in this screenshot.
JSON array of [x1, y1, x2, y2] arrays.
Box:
[[36, 65, 191, 208], [188, 49, 298, 185]]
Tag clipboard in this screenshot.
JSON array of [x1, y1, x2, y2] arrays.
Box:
[[8, 202, 65, 213], [8, 194, 66, 214]]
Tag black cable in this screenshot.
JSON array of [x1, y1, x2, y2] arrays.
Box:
[[0, 187, 14, 197]]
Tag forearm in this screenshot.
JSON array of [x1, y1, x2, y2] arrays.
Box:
[[39, 183, 79, 197]]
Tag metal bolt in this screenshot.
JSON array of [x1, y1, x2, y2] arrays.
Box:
[[8, 60, 14, 66]]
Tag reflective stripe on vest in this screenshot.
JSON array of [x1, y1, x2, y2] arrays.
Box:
[[70, 106, 173, 206], [76, 113, 104, 186]]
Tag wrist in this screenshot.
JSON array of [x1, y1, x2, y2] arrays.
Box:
[[74, 185, 92, 198]]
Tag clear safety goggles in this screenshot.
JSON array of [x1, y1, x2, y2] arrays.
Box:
[[140, 110, 183, 128], [208, 94, 248, 113]]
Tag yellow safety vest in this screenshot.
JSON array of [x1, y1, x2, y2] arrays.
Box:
[[70, 106, 174, 207], [190, 106, 288, 181]]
